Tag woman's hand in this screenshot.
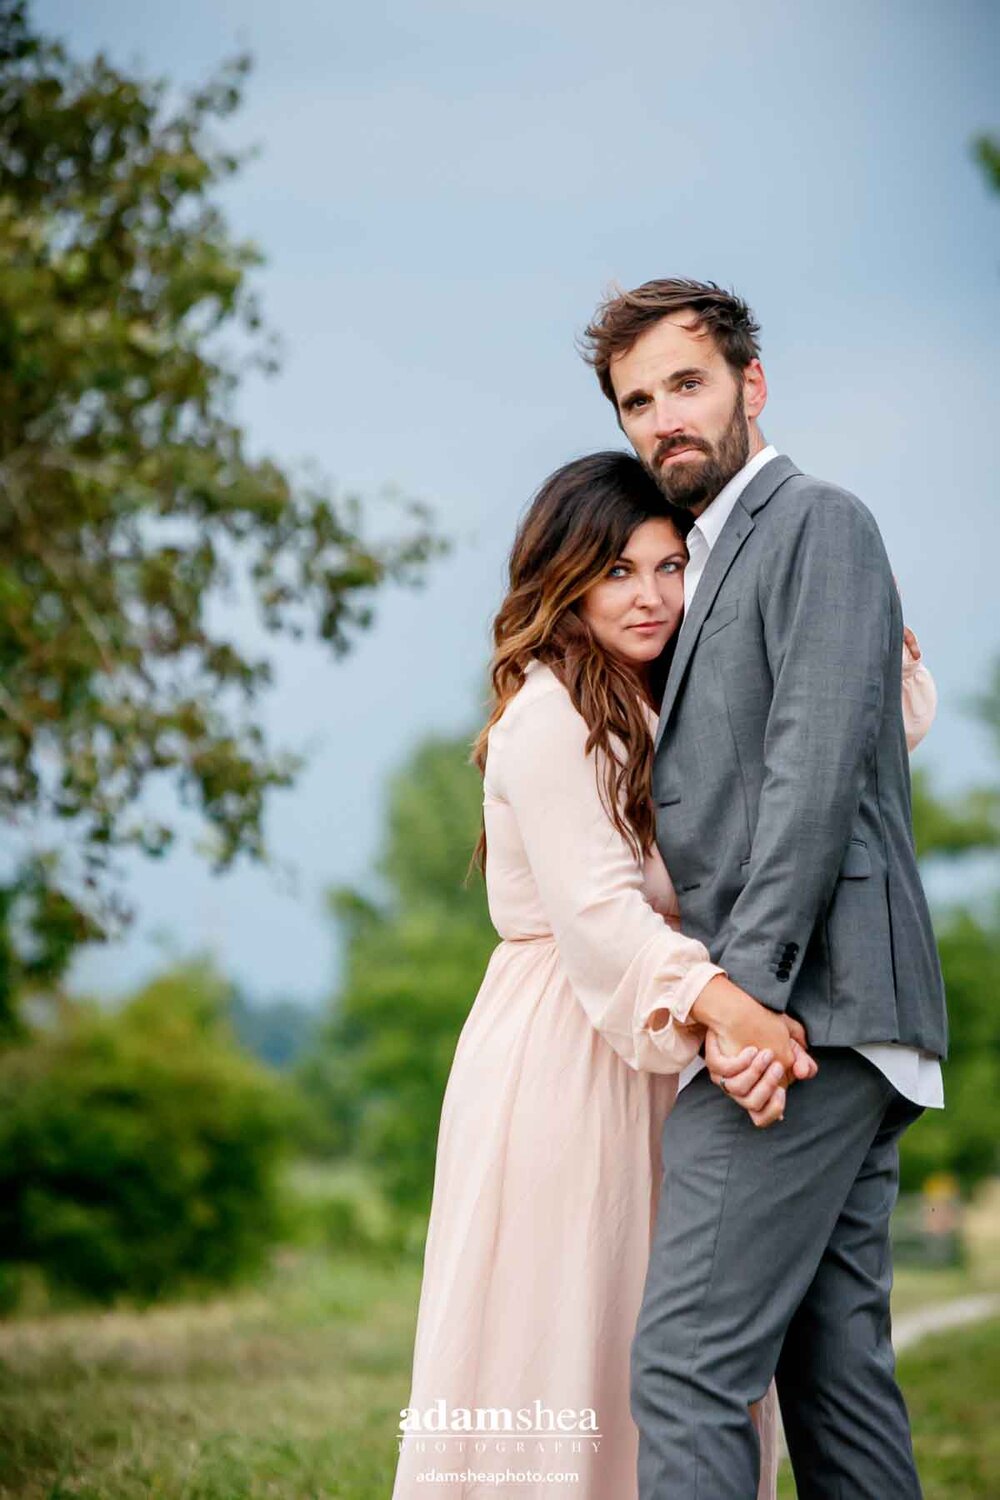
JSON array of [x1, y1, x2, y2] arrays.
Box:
[[705, 1016, 818, 1129], [894, 574, 921, 664]]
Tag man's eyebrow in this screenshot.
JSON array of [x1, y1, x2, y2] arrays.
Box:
[[617, 366, 709, 406], [669, 365, 709, 384]]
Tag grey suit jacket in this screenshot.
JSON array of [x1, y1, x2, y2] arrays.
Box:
[[652, 454, 947, 1057]]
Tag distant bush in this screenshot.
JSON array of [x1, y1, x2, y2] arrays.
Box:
[[0, 962, 296, 1305], [900, 903, 1000, 1194], [278, 1160, 416, 1259], [302, 734, 498, 1218]]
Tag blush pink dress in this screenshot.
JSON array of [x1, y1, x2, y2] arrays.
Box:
[[392, 642, 936, 1500]]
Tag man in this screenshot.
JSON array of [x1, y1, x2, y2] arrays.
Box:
[[583, 279, 947, 1499]]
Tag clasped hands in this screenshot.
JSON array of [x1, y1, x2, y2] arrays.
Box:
[[690, 974, 819, 1129]]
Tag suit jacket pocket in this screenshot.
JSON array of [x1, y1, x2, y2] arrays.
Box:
[[700, 599, 740, 642], [838, 838, 872, 879]]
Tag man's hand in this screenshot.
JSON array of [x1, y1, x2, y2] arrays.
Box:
[[691, 975, 800, 1072], [690, 976, 818, 1126], [704, 1018, 818, 1128]]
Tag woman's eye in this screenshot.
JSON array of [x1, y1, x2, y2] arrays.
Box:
[[607, 565, 629, 578], [659, 561, 681, 574]]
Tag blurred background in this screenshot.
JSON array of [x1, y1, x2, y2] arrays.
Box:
[[0, 2, 997, 1496]]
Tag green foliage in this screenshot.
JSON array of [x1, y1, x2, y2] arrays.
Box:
[[0, 957, 295, 1304], [973, 132, 1000, 194], [279, 1160, 415, 1260], [0, 2, 445, 1023], [900, 903, 1000, 1193], [911, 767, 998, 863], [901, 657, 1000, 1193], [910, 658, 1000, 863], [227, 988, 318, 1070], [297, 734, 496, 1215]]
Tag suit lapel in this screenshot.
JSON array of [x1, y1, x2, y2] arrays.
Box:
[[652, 454, 802, 752], [653, 507, 754, 751]]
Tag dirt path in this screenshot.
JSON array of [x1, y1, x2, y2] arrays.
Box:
[[893, 1292, 1000, 1351]]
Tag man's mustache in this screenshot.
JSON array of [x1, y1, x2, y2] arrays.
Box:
[[652, 436, 711, 468]]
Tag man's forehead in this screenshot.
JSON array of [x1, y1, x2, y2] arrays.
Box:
[[609, 313, 719, 388]]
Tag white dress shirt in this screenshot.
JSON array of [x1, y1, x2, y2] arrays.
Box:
[[675, 446, 943, 1109]]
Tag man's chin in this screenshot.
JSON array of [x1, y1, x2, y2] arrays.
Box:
[[658, 475, 711, 510], [654, 453, 709, 505]]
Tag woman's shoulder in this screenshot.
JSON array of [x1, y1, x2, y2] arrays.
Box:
[[487, 659, 587, 754], [483, 660, 601, 805]]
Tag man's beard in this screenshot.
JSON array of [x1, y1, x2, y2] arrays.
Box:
[[645, 385, 750, 512]]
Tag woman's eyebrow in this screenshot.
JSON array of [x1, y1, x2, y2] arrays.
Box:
[[616, 550, 688, 566]]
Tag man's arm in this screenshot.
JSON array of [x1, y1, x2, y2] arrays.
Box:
[[717, 484, 895, 1009]]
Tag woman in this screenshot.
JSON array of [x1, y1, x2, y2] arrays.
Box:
[[392, 452, 936, 1500]]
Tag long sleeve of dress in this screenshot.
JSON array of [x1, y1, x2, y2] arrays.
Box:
[[489, 674, 722, 1073], [901, 631, 937, 752]]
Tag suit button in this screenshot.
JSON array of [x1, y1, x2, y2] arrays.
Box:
[[776, 971, 790, 982]]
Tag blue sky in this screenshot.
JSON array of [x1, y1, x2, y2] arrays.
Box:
[[36, 0, 1000, 1007]]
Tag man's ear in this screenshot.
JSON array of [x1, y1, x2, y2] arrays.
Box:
[[743, 358, 767, 422]]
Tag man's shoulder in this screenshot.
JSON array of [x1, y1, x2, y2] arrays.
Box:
[[761, 463, 883, 542]]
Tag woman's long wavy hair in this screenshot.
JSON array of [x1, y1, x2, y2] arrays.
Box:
[[470, 451, 691, 877]]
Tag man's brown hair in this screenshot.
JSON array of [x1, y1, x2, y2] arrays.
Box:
[[582, 278, 761, 409]]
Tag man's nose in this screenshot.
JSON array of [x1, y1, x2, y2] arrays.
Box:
[[652, 394, 686, 436]]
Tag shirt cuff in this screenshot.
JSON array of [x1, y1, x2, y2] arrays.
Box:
[[642, 960, 725, 1033], [902, 631, 921, 676]]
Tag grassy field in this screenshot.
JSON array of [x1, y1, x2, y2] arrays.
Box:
[[0, 1251, 423, 1500], [0, 1248, 997, 1498]]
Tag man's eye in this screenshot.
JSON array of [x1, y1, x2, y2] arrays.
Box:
[[623, 396, 647, 412], [681, 379, 701, 391]]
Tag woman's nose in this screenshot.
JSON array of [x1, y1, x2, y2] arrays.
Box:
[[634, 575, 662, 608]]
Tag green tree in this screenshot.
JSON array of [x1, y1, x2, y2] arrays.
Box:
[[899, 904, 1000, 1193], [0, 956, 295, 1304], [910, 658, 1000, 864], [227, 987, 317, 1070], [973, 132, 1000, 193], [900, 658, 1000, 1192], [896, 137, 1000, 1190], [0, 2, 444, 1031], [296, 732, 496, 1213]]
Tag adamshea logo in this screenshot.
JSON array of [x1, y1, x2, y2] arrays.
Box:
[[399, 1401, 600, 1436]]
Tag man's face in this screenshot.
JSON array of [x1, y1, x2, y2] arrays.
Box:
[[609, 313, 766, 514]]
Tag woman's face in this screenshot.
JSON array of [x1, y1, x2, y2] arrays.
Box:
[[578, 517, 687, 668]]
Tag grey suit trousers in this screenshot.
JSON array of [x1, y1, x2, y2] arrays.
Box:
[[631, 1049, 924, 1499]]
